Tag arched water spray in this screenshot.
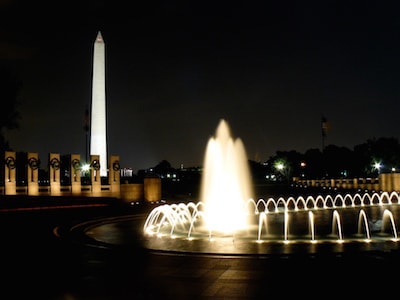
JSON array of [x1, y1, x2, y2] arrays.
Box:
[[332, 210, 344, 242], [257, 212, 268, 242], [187, 210, 204, 240], [357, 209, 371, 241], [309, 211, 315, 242], [382, 209, 398, 240], [284, 210, 289, 242]]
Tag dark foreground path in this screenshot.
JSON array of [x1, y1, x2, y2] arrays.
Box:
[[0, 195, 398, 300]]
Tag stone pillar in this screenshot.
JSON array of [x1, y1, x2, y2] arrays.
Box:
[[379, 173, 388, 192], [90, 154, 101, 196], [121, 183, 144, 203], [379, 173, 400, 192], [108, 155, 121, 198], [49, 153, 61, 196], [144, 175, 161, 202], [353, 178, 358, 189], [70, 154, 82, 195], [330, 179, 335, 189], [4, 151, 16, 195], [27, 152, 39, 196], [392, 173, 400, 191]]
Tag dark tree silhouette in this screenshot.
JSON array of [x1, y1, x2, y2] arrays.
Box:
[[153, 160, 173, 174], [354, 137, 400, 175], [323, 145, 355, 178], [0, 65, 22, 152]]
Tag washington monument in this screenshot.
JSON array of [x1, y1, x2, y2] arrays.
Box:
[[90, 31, 108, 177]]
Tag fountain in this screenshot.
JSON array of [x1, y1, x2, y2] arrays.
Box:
[[144, 119, 254, 239], [142, 119, 400, 255], [200, 119, 253, 234]]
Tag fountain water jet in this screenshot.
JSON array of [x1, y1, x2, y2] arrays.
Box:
[[357, 209, 371, 242], [382, 209, 398, 241], [309, 211, 316, 242], [200, 119, 253, 234], [331, 210, 344, 242]]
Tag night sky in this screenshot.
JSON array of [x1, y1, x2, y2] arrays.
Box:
[[2, 1, 400, 171]]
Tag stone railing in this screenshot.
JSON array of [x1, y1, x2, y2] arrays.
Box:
[[293, 173, 400, 192]]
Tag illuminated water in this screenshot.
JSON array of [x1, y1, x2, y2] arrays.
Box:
[[200, 119, 253, 234], [142, 120, 400, 254]]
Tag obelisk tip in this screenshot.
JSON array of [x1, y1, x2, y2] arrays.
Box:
[[95, 31, 103, 43]]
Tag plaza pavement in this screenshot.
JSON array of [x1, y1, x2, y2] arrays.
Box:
[[0, 195, 398, 299]]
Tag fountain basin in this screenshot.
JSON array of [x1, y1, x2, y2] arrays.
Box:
[[141, 191, 400, 254], [138, 120, 400, 255]]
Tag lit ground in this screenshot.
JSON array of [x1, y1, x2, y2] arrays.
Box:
[[1, 195, 399, 299]]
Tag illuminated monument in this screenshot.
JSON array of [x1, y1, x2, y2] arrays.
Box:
[[90, 31, 108, 177]]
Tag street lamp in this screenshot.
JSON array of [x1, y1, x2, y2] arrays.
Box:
[[274, 160, 289, 182], [373, 161, 382, 174], [276, 163, 285, 171]]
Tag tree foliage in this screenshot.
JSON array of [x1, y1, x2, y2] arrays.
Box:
[[0, 65, 22, 152], [261, 137, 400, 181]]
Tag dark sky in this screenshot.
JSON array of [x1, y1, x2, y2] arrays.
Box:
[[2, 1, 400, 171]]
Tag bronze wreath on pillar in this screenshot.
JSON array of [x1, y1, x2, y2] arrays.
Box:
[[91, 160, 100, 171], [50, 158, 60, 170], [28, 157, 39, 170], [112, 161, 120, 171], [71, 159, 81, 171], [5, 156, 16, 170]]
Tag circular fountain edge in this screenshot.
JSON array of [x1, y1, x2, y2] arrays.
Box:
[[55, 213, 400, 259]]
